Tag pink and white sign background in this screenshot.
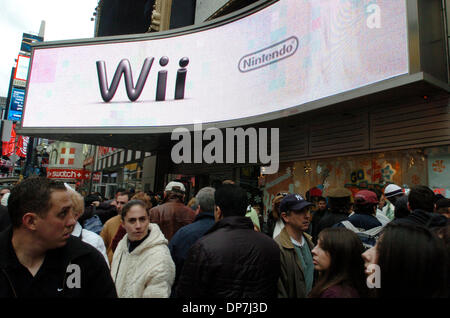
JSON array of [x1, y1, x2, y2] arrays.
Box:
[[23, 0, 408, 128]]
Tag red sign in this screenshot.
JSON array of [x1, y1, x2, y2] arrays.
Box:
[[80, 170, 102, 181], [92, 172, 101, 182], [47, 168, 84, 179], [47, 169, 102, 181], [98, 146, 116, 157], [16, 135, 29, 158], [433, 188, 446, 196], [2, 123, 16, 157], [60, 147, 76, 165]]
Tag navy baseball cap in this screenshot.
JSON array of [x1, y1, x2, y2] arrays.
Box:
[[280, 194, 313, 212]]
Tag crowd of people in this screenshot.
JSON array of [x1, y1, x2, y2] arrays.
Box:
[[0, 177, 448, 298]]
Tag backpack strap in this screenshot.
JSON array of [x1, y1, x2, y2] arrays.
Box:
[[341, 221, 384, 236], [362, 225, 384, 237], [341, 220, 360, 232]]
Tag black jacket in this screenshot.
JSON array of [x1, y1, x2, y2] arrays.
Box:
[[316, 209, 349, 236], [169, 210, 215, 297], [311, 208, 328, 244], [176, 216, 280, 298], [0, 226, 117, 298], [390, 209, 448, 228], [0, 205, 10, 232], [335, 213, 382, 230]]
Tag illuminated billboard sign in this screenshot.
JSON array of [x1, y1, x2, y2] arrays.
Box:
[[7, 88, 25, 121], [23, 0, 408, 129], [14, 55, 30, 81]]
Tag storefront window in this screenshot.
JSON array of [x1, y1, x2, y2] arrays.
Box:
[[259, 147, 450, 218]]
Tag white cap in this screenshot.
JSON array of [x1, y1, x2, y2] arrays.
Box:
[[384, 184, 403, 198], [165, 181, 186, 193]]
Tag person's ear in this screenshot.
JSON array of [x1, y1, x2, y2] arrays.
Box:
[[281, 211, 289, 223], [214, 206, 223, 221], [22, 213, 38, 230]]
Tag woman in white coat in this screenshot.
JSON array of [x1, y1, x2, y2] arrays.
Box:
[[111, 200, 175, 298]]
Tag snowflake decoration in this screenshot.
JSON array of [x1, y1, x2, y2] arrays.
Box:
[[381, 164, 395, 181], [317, 165, 322, 174], [323, 180, 330, 190], [254, 195, 261, 204]]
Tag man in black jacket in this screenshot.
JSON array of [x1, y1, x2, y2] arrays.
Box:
[[391, 185, 448, 229], [176, 183, 280, 298], [0, 177, 117, 298]]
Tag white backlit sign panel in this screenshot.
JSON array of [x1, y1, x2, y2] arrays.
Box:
[[14, 55, 30, 81], [23, 0, 408, 128]]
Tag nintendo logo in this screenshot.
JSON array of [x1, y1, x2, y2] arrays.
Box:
[[238, 36, 299, 73]]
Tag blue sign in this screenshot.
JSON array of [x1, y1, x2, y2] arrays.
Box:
[[21, 33, 43, 53], [7, 88, 25, 121]]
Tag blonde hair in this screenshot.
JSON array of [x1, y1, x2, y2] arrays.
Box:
[[271, 193, 286, 220], [187, 197, 199, 210], [69, 190, 84, 219], [131, 191, 152, 210]]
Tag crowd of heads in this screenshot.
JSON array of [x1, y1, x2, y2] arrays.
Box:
[[273, 183, 449, 298], [1, 176, 448, 299]]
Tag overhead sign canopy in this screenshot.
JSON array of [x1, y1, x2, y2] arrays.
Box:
[[21, 0, 411, 133]]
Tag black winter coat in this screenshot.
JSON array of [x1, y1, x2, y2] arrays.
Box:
[[0, 226, 117, 298], [316, 209, 349, 236], [0, 205, 11, 232], [176, 216, 280, 298], [390, 209, 448, 228]]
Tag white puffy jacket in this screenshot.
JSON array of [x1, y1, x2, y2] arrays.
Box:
[[72, 222, 109, 267], [111, 223, 175, 298]]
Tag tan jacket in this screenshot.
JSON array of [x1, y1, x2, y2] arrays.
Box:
[[274, 228, 314, 298], [100, 214, 122, 265]]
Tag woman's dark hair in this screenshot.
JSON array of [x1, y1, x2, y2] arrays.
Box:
[[408, 185, 435, 212], [354, 202, 377, 215], [376, 223, 448, 298], [120, 200, 148, 220], [309, 228, 367, 298], [394, 195, 410, 219]]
